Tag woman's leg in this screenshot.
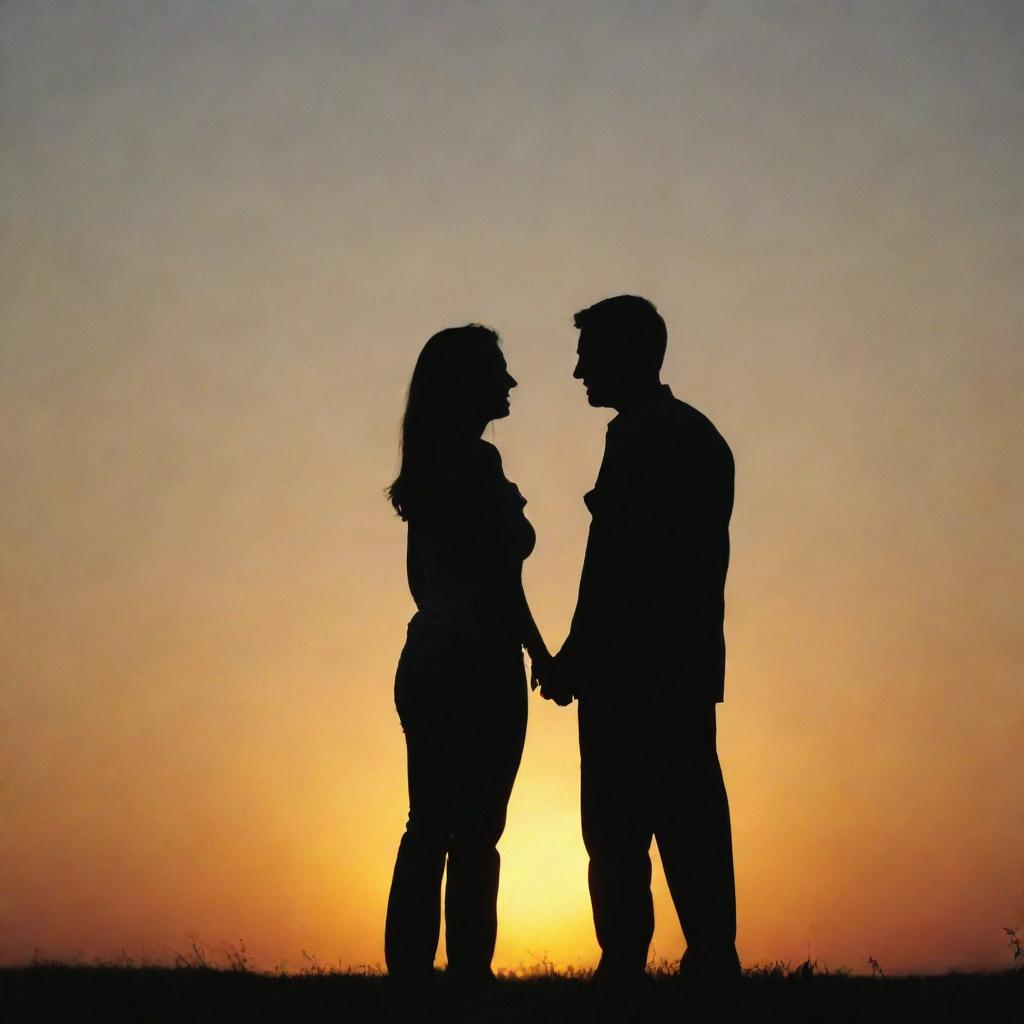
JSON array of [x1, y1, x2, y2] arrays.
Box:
[[384, 643, 454, 978], [444, 651, 527, 977]]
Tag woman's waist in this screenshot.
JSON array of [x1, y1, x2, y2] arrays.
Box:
[[418, 576, 518, 610], [409, 587, 521, 647]]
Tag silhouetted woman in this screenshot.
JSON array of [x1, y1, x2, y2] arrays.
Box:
[[384, 325, 549, 984]]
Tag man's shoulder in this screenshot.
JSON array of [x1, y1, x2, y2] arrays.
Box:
[[666, 397, 732, 461]]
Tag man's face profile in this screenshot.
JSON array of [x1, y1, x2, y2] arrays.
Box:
[[573, 329, 621, 408]]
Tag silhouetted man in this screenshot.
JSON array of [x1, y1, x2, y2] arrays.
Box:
[[542, 295, 740, 998]]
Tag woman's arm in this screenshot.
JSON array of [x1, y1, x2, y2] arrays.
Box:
[[406, 528, 427, 609], [514, 574, 551, 689]]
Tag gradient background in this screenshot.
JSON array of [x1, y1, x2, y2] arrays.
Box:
[[2, 0, 1022, 975]]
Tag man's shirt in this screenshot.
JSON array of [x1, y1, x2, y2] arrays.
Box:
[[568, 385, 734, 704]]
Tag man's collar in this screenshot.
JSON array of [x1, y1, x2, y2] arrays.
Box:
[[607, 384, 674, 431]]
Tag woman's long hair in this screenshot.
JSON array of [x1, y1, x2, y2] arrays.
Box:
[[387, 324, 500, 520]]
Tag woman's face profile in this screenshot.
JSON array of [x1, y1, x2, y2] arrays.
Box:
[[461, 344, 517, 426]]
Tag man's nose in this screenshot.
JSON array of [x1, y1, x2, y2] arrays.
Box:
[[573, 359, 584, 379]]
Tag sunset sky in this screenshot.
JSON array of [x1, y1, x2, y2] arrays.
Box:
[[2, 0, 1022, 975]]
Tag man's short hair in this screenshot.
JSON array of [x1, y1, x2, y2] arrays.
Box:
[[573, 295, 667, 371]]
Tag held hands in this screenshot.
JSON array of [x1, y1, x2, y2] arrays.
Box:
[[530, 646, 576, 707], [520, 582, 575, 705]]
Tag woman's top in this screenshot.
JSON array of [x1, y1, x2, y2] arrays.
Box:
[[405, 438, 535, 650]]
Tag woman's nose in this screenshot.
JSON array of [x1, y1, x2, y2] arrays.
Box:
[[506, 373, 517, 389]]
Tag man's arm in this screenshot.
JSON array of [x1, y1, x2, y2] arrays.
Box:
[[546, 635, 582, 704]]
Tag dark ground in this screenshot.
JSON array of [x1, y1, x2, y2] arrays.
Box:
[[2, 963, 1022, 1023]]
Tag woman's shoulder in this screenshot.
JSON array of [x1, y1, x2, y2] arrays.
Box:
[[411, 439, 503, 514], [474, 440, 504, 475], [479, 443, 529, 512], [430, 437, 500, 480], [457, 441, 527, 512]]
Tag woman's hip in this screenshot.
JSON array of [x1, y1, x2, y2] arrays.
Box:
[[395, 620, 526, 726]]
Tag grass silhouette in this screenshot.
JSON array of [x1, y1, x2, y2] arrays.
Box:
[[2, 940, 1022, 1022]]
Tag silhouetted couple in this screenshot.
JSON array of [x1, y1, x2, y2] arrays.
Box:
[[384, 295, 740, 1003]]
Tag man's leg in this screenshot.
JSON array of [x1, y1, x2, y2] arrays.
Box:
[[579, 698, 655, 982], [654, 703, 740, 982]]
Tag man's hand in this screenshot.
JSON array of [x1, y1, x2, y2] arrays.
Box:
[[538, 648, 576, 707]]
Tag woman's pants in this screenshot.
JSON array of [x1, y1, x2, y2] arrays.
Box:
[[385, 626, 527, 979]]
